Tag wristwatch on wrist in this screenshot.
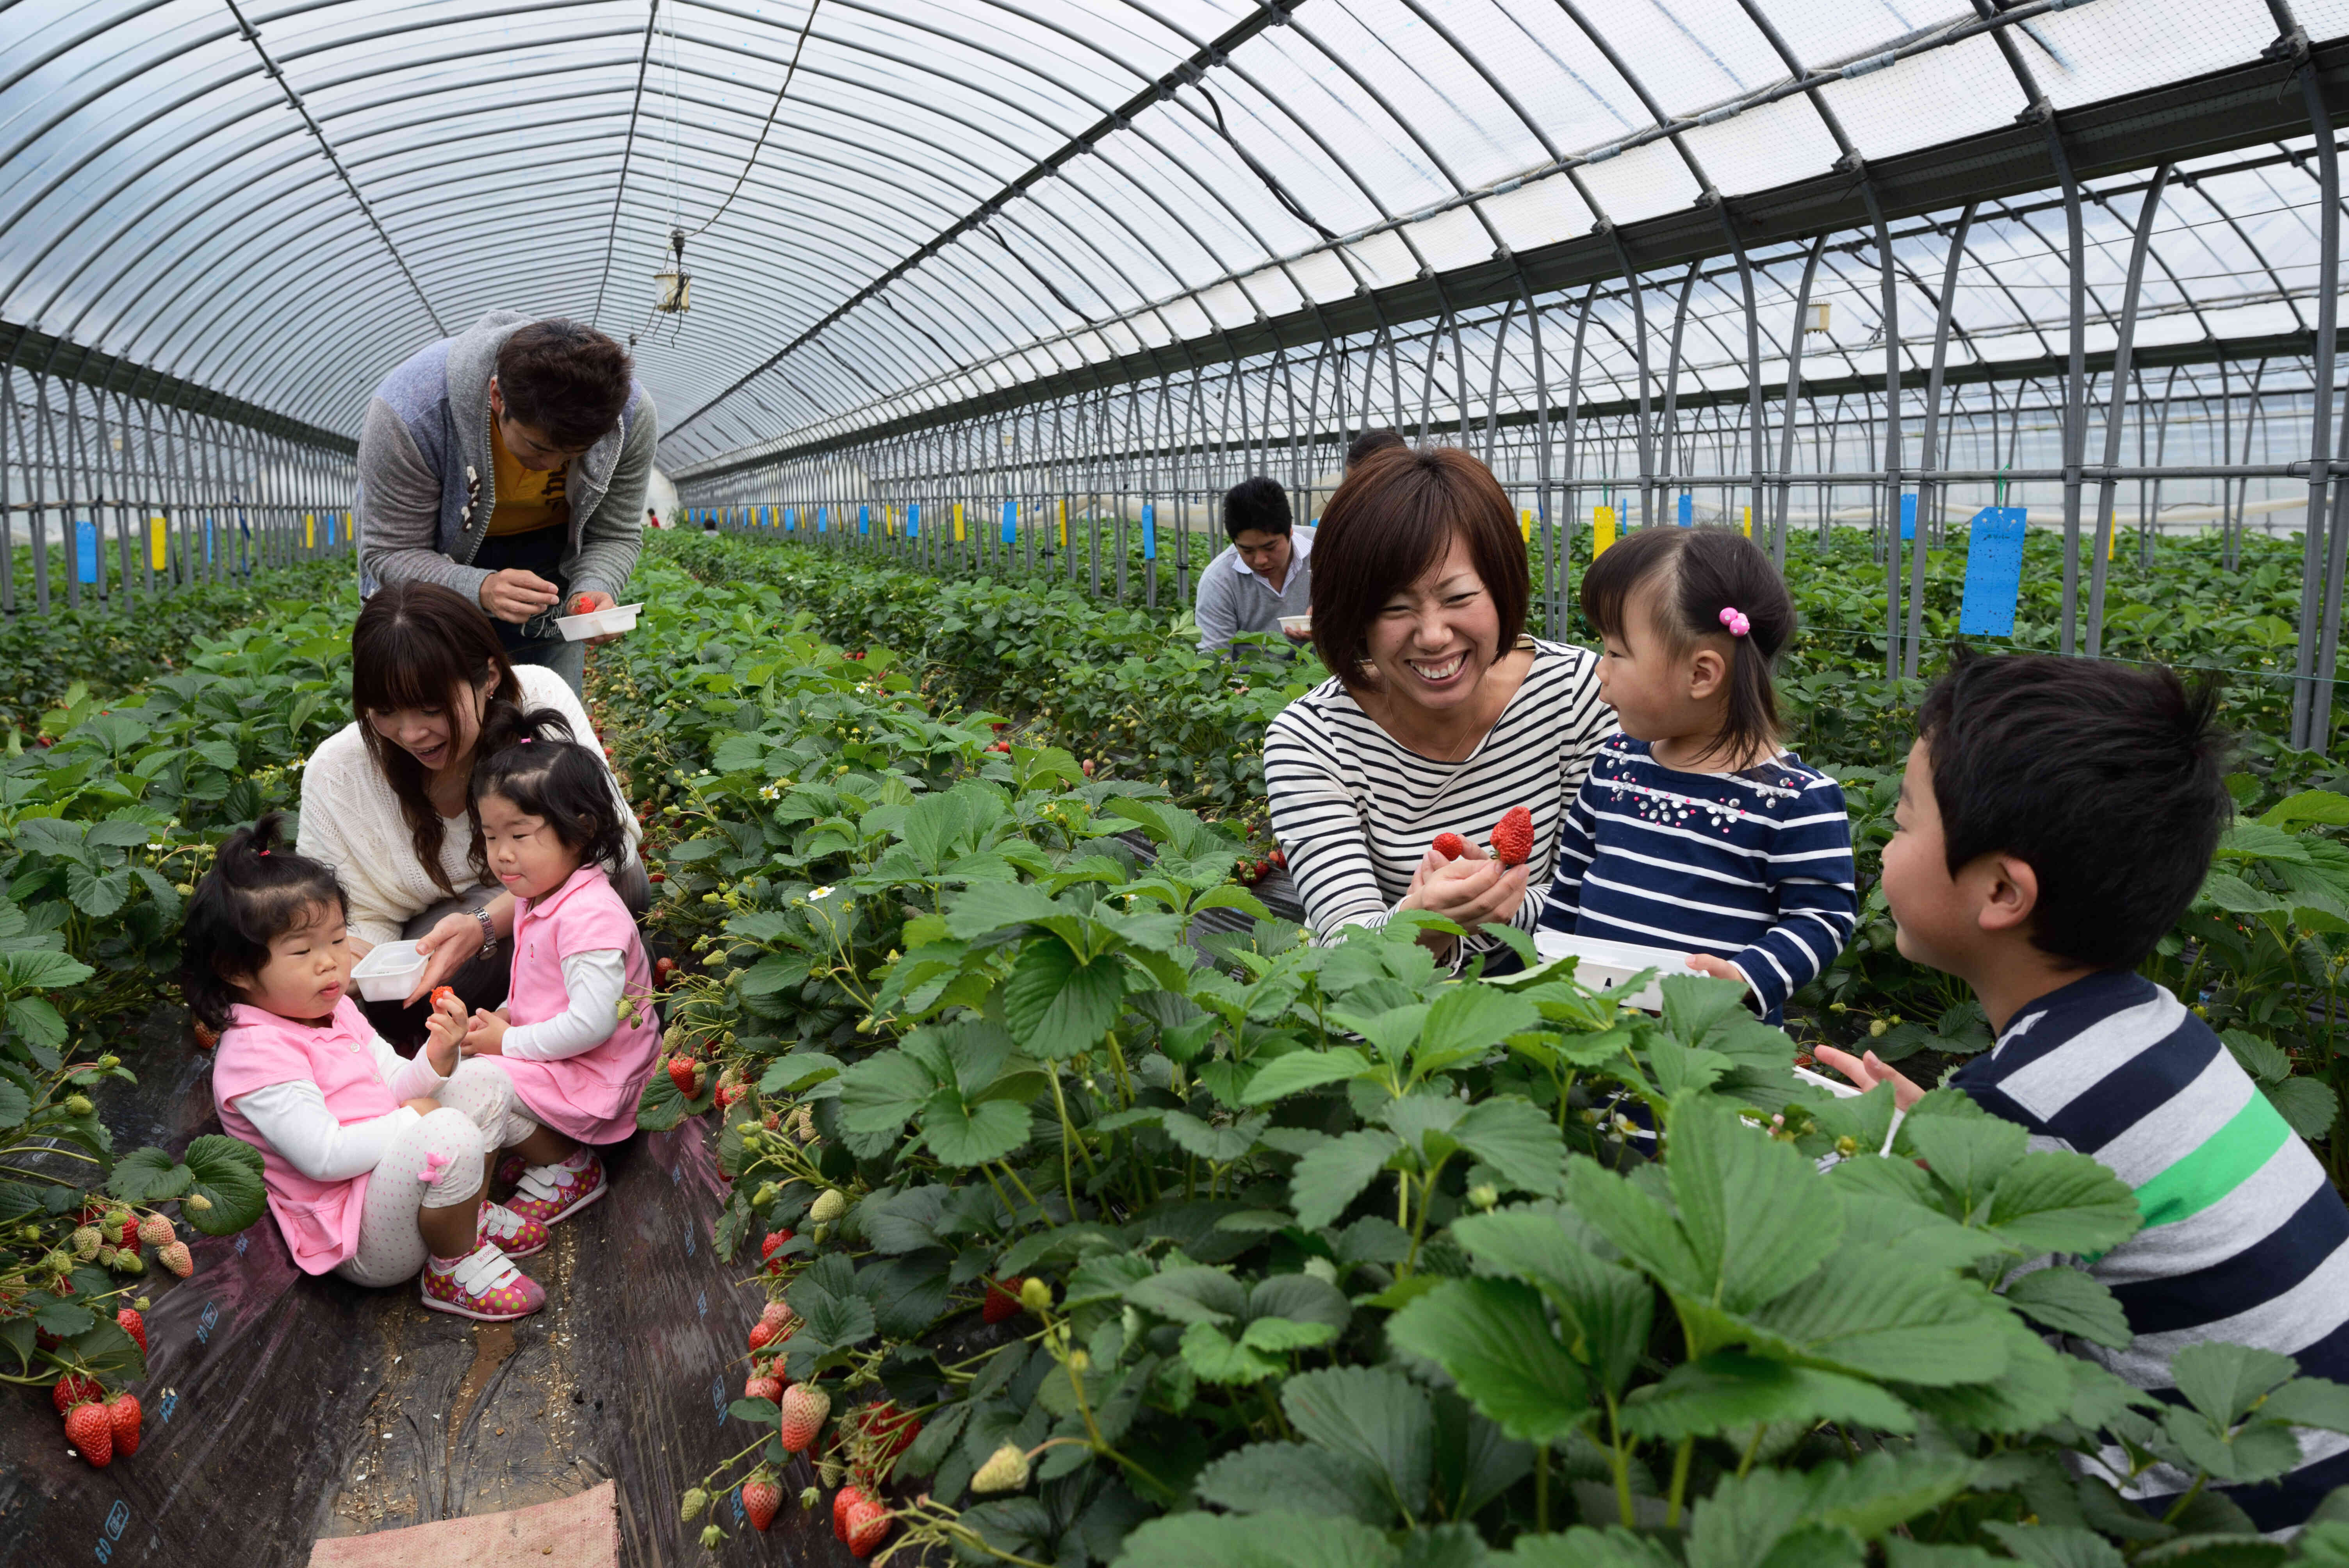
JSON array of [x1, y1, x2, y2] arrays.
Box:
[[471, 906, 498, 959]]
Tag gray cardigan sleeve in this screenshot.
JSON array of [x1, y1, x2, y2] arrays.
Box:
[[567, 392, 657, 601], [356, 396, 492, 604], [1194, 563, 1241, 654]]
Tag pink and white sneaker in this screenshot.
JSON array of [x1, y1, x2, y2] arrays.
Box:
[[420, 1243, 545, 1322], [495, 1153, 528, 1189], [504, 1151, 607, 1226], [479, 1199, 550, 1258]]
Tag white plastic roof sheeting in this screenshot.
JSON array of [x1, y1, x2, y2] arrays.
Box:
[[1, 0, 2342, 468]]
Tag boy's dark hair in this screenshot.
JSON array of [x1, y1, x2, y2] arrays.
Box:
[[1223, 476, 1293, 541], [1917, 652, 2230, 971], [1346, 428, 1408, 470], [468, 706, 628, 877], [1309, 445, 1527, 692], [180, 813, 349, 1033], [1580, 526, 1793, 768], [494, 320, 633, 452], [352, 580, 523, 897]]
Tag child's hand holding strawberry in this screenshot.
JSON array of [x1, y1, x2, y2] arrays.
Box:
[[462, 1007, 511, 1057], [422, 987, 465, 1076]]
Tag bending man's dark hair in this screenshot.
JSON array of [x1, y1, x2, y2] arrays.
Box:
[[1916, 652, 2230, 971], [1346, 428, 1407, 470], [1222, 476, 1293, 542], [181, 813, 350, 1033], [495, 320, 633, 452]]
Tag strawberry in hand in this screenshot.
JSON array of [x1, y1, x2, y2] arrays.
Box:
[[422, 989, 467, 1075]]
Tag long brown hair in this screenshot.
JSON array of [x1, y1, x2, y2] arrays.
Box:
[[1307, 445, 1529, 693], [350, 581, 522, 895]]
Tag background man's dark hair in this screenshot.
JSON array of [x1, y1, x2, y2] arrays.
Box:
[[495, 320, 634, 452], [1223, 476, 1293, 542], [1916, 652, 2230, 971], [1347, 428, 1408, 470]]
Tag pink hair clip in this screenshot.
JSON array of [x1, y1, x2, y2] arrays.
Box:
[[1718, 606, 1751, 638], [518, 738, 532, 745], [257, 848, 271, 857]]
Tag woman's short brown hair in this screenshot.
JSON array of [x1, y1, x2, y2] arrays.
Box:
[[1308, 445, 1529, 691]]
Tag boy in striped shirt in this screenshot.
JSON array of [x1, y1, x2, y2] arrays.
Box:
[[1821, 652, 2349, 1532]]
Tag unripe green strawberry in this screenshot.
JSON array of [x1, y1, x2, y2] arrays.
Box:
[[809, 1189, 846, 1225], [971, 1443, 1030, 1494], [64, 1095, 94, 1117], [69, 1226, 100, 1261], [184, 1193, 212, 1213], [1019, 1277, 1052, 1313], [680, 1486, 710, 1522]]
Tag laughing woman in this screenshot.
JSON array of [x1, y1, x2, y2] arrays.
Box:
[[1263, 446, 1611, 970], [296, 581, 648, 1048]]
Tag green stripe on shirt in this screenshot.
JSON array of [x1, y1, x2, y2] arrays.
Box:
[[2133, 1091, 2293, 1230]]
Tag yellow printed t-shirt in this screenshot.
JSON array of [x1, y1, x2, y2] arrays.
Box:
[[486, 417, 571, 537]]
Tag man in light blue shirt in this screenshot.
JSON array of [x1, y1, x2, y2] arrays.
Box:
[[1195, 476, 1314, 656]]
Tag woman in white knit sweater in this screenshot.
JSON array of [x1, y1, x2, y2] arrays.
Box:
[[298, 581, 645, 1046]]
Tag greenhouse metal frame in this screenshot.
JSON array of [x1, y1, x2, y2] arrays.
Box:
[[6, 0, 2349, 736]]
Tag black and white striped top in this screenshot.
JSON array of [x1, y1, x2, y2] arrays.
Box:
[[1263, 639, 1612, 949]]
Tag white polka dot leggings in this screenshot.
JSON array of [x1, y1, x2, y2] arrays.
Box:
[[335, 1058, 542, 1288]]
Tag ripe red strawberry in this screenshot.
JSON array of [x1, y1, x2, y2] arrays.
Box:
[[1430, 832, 1468, 861], [1268, 848, 1286, 870], [1080, 759, 1095, 778], [845, 1495, 893, 1558], [64, 1400, 112, 1466], [1490, 806, 1535, 868], [982, 1277, 1023, 1324], [52, 1373, 102, 1414], [667, 1057, 702, 1098], [116, 1307, 146, 1354], [742, 1470, 782, 1533], [832, 1483, 861, 1542], [745, 1374, 782, 1404], [107, 1393, 141, 1458], [866, 1401, 921, 1460], [430, 986, 456, 1009], [779, 1383, 830, 1453], [114, 1216, 138, 1249], [571, 595, 595, 616], [748, 1318, 779, 1353], [192, 1019, 219, 1051], [648, 871, 665, 885], [761, 1229, 795, 1276]]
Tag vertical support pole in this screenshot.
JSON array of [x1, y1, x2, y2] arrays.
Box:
[[2086, 166, 2169, 657], [2292, 36, 2345, 748]]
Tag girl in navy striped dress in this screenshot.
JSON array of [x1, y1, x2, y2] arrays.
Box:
[[1537, 527, 1856, 1022]]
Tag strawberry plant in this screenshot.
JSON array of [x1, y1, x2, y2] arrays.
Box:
[[594, 563, 2349, 1564]]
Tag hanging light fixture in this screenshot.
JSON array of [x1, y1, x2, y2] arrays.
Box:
[[654, 226, 691, 314]]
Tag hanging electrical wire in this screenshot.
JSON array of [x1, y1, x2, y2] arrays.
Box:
[[688, 0, 824, 239]]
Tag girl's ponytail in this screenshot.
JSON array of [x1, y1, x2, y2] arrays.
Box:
[[180, 812, 349, 1034], [468, 708, 625, 876], [1577, 524, 1795, 768]]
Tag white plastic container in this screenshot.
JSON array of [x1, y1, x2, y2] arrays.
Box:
[[351, 940, 428, 1002], [555, 602, 643, 641], [1278, 615, 1311, 635], [1509, 930, 1724, 1011]]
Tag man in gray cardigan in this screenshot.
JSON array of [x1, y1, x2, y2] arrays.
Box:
[[357, 312, 657, 693]]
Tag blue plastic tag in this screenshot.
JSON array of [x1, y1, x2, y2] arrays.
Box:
[[859, 504, 870, 535], [1677, 493, 1692, 527], [1142, 502, 1156, 561], [75, 519, 96, 583], [1002, 500, 1016, 545], [908, 503, 920, 540], [1958, 507, 2028, 637], [1900, 493, 1917, 542]]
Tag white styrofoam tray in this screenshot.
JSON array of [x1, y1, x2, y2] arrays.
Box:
[[1507, 930, 1716, 1011], [350, 939, 427, 1002], [555, 602, 643, 641]]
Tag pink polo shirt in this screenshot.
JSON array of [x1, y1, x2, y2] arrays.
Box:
[[492, 864, 659, 1144], [212, 997, 403, 1274]]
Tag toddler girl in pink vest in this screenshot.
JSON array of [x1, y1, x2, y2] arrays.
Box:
[[193, 815, 550, 1322], [446, 706, 659, 1217]]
